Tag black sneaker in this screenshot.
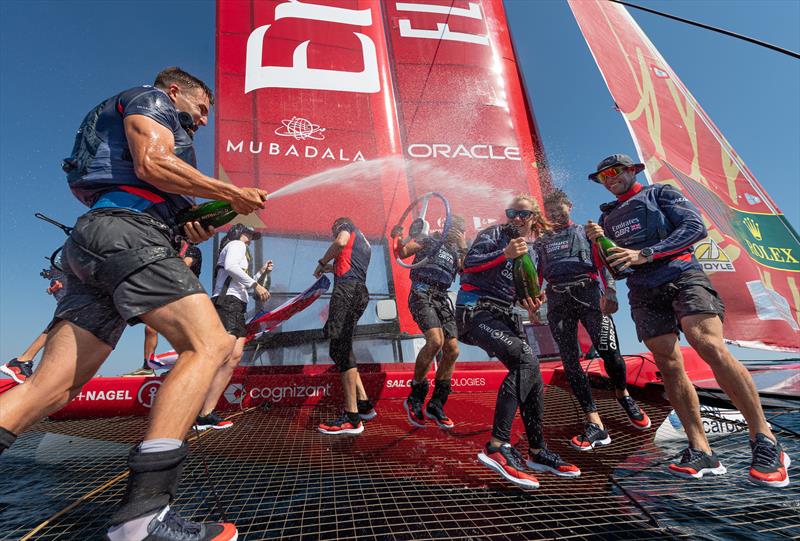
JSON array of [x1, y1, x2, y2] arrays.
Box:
[[668, 447, 726, 479], [477, 443, 540, 489], [424, 401, 454, 429], [357, 399, 377, 421], [749, 433, 791, 488], [194, 412, 234, 431], [526, 447, 581, 477], [617, 395, 651, 430], [318, 413, 364, 435], [1, 359, 33, 384], [570, 422, 611, 451], [134, 505, 237, 541], [404, 380, 429, 428]]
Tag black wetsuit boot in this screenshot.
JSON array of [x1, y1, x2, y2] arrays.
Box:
[[426, 379, 454, 429], [405, 379, 429, 428]]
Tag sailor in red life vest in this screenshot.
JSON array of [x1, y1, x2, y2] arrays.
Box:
[[0, 67, 267, 541], [586, 154, 790, 488], [314, 217, 376, 435], [457, 195, 580, 489], [535, 189, 650, 452], [392, 215, 467, 430]]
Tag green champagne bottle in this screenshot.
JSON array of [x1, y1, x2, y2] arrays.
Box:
[[510, 226, 541, 299], [176, 200, 238, 229], [591, 222, 627, 279]]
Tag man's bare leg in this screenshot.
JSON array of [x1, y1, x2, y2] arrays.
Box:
[[435, 337, 459, 381], [342, 367, 359, 413], [140, 294, 234, 440], [644, 332, 711, 453], [682, 314, 773, 440], [17, 333, 48, 363], [0, 321, 110, 433], [414, 328, 444, 382], [143, 325, 158, 365], [200, 336, 245, 416]]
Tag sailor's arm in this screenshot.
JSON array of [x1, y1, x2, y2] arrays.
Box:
[[314, 230, 350, 277], [123, 115, 266, 215]]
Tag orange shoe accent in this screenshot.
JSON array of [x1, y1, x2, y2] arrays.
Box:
[[210, 522, 238, 541]]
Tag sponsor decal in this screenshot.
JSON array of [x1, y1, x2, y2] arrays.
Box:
[[597, 315, 617, 352], [275, 116, 326, 141], [407, 143, 520, 161], [137, 380, 162, 409], [480, 323, 514, 347], [224, 383, 246, 405], [226, 139, 365, 162], [611, 217, 642, 237], [694, 238, 735, 273], [247, 383, 332, 402], [75, 389, 133, 401], [386, 377, 487, 389], [732, 211, 800, 272]]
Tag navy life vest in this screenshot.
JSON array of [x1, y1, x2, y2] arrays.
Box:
[[409, 234, 460, 288], [535, 224, 594, 284]]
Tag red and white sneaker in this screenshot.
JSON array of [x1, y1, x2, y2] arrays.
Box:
[[194, 412, 234, 431], [424, 401, 454, 430], [617, 396, 651, 430], [477, 443, 540, 489], [668, 447, 726, 479], [1, 359, 33, 384], [749, 434, 791, 488], [317, 413, 364, 435], [526, 447, 581, 477]]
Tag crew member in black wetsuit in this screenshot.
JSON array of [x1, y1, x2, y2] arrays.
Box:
[[315, 217, 376, 435], [536, 189, 650, 451], [393, 216, 467, 429], [457, 195, 580, 489], [586, 154, 790, 487], [1, 260, 69, 384], [0, 67, 268, 541]]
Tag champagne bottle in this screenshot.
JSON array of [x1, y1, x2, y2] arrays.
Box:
[[590, 221, 628, 279], [176, 200, 238, 229], [510, 226, 540, 299]]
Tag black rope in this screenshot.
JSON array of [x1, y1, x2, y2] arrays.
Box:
[[609, 0, 800, 59]]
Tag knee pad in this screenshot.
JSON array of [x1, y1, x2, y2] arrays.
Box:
[[109, 441, 188, 526], [0, 427, 18, 455]]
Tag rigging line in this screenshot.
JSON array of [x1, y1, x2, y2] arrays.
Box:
[[608, 0, 800, 59]]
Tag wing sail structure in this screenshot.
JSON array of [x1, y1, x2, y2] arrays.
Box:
[[569, 0, 800, 351], [216, 0, 550, 360]]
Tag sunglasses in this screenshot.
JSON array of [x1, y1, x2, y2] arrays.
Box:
[[505, 209, 534, 220], [597, 165, 627, 182]]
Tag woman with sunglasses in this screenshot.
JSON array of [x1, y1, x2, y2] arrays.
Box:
[[456, 194, 580, 489], [536, 189, 650, 453]]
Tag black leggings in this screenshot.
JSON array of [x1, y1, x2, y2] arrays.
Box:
[[457, 305, 544, 449], [547, 282, 627, 414], [325, 281, 369, 372]]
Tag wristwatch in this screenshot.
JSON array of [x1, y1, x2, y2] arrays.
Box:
[[639, 247, 654, 263]]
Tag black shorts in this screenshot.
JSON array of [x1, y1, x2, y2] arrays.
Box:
[[213, 295, 248, 338], [54, 209, 205, 348], [629, 270, 725, 341], [408, 285, 457, 339], [324, 281, 369, 342]]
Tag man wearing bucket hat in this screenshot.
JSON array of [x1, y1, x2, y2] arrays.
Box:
[[585, 154, 790, 488], [196, 223, 271, 431]]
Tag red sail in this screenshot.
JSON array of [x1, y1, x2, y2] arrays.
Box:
[[216, 0, 550, 352], [569, 0, 800, 351]]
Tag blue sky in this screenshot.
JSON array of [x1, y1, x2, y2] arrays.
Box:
[[0, 0, 797, 376]]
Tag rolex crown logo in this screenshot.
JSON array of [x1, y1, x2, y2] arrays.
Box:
[[743, 217, 762, 241]]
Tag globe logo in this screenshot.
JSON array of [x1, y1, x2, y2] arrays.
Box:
[[274, 116, 326, 141]]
